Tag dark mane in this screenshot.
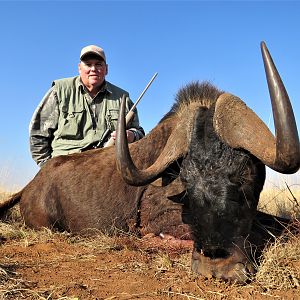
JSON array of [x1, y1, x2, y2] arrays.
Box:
[[160, 81, 223, 122]]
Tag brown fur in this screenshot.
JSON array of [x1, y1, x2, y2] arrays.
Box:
[[0, 113, 188, 235]]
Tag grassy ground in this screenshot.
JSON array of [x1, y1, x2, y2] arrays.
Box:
[[0, 216, 299, 299]]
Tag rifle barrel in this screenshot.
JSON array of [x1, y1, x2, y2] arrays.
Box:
[[130, 72, 158, 112], [104, 72, 158, 148]]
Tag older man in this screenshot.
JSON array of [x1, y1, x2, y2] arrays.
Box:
[[30, 45, 144, 167]]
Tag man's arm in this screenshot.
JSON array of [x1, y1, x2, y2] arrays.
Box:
[[29, 88, 59, 167], [125, 97, 145, 141]]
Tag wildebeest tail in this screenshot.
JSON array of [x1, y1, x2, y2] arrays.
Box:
[[0, 190, 22, 218]]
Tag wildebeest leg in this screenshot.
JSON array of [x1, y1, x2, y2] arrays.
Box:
[[20, 184, 68, 231]]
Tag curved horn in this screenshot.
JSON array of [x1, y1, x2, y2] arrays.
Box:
[[115, 96, 154, 186], [261, 41, 299, 172], [213, 42, 299, 174], [115, 98, 192, 186]]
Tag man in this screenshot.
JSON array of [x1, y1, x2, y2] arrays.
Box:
[[29, 45, 145, 167]]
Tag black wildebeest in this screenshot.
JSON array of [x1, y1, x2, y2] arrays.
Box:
[[1, 42, 299, 282]]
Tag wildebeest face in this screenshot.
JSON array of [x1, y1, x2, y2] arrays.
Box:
[[180, 107, 266, 281]]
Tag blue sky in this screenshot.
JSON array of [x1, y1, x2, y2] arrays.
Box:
[[0, 0, 299, 190]]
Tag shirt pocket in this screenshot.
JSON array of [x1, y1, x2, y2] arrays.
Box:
[[105, 109, 120, 132], [59, 107, 87, 140]]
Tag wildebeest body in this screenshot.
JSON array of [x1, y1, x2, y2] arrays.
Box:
[[21, 150, 147, 232]]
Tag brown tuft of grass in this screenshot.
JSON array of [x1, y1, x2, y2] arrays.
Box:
[[256, 219, 300, 290], [67, 228, 129, 253]]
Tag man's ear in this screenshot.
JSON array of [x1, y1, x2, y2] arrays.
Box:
[[105, 64, 108, 75]]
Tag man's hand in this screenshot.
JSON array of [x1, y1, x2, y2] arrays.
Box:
[[111, 130, 135, 143]]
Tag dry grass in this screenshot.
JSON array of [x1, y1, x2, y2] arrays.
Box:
[[0, 190, 12, 202], [256, 220, 300, 290], [256, 177, 300, 290], [258, 182, 300, 218]]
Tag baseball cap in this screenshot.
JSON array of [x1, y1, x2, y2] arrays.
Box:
[[80, 45, 106, 61]]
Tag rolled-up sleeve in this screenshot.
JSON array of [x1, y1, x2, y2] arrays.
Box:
[[29, 88, 59, 166]]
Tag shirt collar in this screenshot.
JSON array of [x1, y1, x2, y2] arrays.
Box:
[[77, 76, 112, 95]]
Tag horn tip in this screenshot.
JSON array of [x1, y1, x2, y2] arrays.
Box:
[[260, 41, 267, 51]]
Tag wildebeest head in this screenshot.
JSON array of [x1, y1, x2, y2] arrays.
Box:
[[115, 42, 300, 282], [180, 102, 266, 281]]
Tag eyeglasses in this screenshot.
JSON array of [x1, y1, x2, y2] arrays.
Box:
[[81, 61, 106, 71]]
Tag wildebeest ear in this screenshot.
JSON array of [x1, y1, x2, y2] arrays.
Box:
[[150, 174, 180, 187], [165, 177, 186, 199], [150, 176, 176, 187], [150, 157, 183, 187], [167, 191, 186, 203]]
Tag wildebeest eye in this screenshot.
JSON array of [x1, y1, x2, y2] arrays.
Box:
[[229, 157, 253, 186]]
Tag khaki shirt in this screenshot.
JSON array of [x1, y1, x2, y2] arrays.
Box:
[[29, 76, 144, 166]]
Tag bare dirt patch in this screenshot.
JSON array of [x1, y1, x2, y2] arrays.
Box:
[[1, 223, 300, 300]]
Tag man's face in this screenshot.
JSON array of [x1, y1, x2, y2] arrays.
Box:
[[78, 57, 108, 91]]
